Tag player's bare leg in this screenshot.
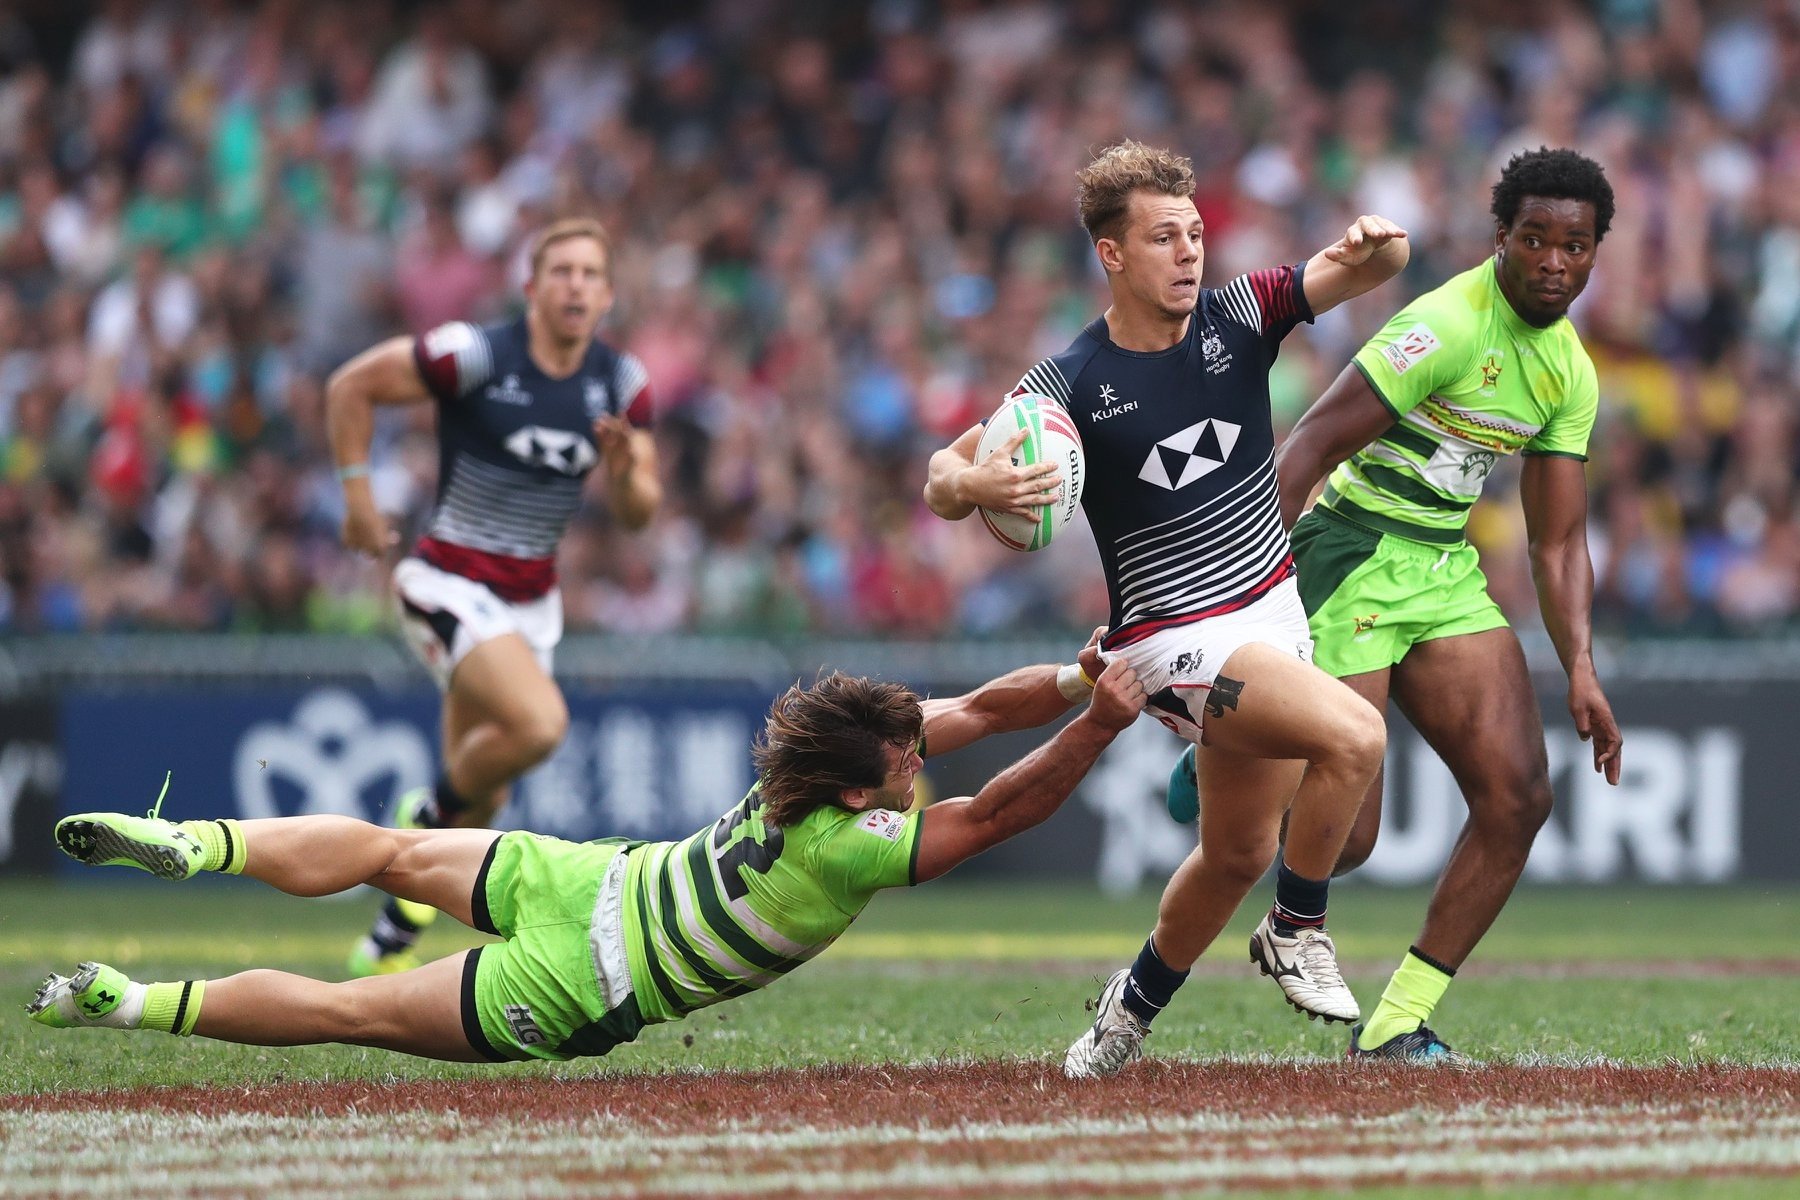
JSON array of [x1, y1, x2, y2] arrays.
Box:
[[1353, 627, 1549, 1056], [35, 815, 496, 1060], [1200, 642, 1385, 1022], [1393, 628, 1550, 964], [1069, 762, 1293, 1077], [1151, 748, 1303, 969], [196, 952, 484, 1059], [1325, 668, 1394, 875], [233, 817, 500, 924], [356, 635, 564, 974], [1070, 645, 1383, 1074], [443, 634, 569, 822], [1200, 643, 1386, 879]]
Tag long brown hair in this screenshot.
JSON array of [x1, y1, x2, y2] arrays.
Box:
[[752, 673, 923, 827]]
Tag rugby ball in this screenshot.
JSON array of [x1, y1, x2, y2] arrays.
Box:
[[975, 392, 1085, 552]]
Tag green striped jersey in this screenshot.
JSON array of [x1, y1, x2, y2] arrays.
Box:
[[619, 786, 922, 1023], [1321, 260, 1599, 545]]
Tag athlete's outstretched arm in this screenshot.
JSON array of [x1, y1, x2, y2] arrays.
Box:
[[326, 336, 434, 557], [1521, 454, 1622, 784], [593, 416, 661, 529], [924, 423, 1059, 520], [1302, 215, 1410, 316], [920, 629, 1107, 757], [913, 659, 1145, 881], [1273, 364, 1395, 528]]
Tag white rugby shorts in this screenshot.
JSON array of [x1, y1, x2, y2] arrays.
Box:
[[393, 557, 562, 691], [1106, 576, 1315, 744]]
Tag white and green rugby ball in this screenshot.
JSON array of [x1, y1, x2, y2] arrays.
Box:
[[976, 392, 1085, 552]]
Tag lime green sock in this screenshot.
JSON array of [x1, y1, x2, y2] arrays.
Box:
[[177, 819, 246, 875], [1357, 949, 1453, 1050], [139, 980, 205, 1036]]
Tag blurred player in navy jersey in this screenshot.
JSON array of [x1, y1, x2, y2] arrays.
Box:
[[326, 218, 661, 976], [926, 141, 1408, 1076]]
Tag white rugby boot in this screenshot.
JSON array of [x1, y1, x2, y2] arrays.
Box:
[[1063, 968, 1150, 1079], [1248, 912, 1360, 1024]]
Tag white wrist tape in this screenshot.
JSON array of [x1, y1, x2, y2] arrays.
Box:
[[1056, 663, 1095, 703]]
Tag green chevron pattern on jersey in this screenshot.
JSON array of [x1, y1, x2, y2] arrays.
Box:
[[621, 786, 921, 1022], [1321, 261, 1600, 544]]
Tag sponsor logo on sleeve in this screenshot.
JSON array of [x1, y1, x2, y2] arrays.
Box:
[[855, 808, 908, 843], [1380, 324, 1440, 375]]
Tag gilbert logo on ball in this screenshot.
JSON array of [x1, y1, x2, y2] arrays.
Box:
[[976, 393, 1085, 551]]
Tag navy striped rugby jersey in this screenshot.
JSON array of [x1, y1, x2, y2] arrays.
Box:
[[1011, 264, 1311, 646], [411, 317, 652, 601]]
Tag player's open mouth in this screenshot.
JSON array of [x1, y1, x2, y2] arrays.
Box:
[[1172, 278, 1195, 290]]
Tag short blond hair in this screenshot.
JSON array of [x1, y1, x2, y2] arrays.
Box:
[[1076, 140, 1196, 243], [528, 218, 611, 280]]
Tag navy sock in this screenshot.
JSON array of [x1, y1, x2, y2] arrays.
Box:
[[1271, 858, 1329, 936], [371, 898, 423, 954], [1121, 937, 1188, 1025], [431, 777, 473, 828]]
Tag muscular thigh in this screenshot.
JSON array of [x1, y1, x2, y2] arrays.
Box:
[[377, 828, 505, 927], [341, 949, 489, 1061], [1200, 642, 1379, 763], [448, 633, 565, 733], [1196, 742, 1305, 850], [1391, 627, 1547, 796]]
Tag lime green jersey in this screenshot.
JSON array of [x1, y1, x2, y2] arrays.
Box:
[[620, 786, 922, 1022], [1320, 260, 1599, 545]]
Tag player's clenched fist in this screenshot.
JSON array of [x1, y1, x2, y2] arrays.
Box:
[[1323, 215, 1408, 266]]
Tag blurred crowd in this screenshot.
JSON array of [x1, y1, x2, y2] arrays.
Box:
[[2, 0, 1800, 641]]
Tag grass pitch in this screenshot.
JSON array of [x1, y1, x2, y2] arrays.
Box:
[[2, 879, 1796, 1197]]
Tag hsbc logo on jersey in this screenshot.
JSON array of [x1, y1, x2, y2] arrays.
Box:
[[1138, 418, 1241, 490], [505, 425, 597, 475]]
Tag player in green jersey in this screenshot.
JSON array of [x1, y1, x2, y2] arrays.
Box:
[[1284, 147, 1623, 1059], [28, 648, 1145, 1063], [1168, 148, 1625, 1060]]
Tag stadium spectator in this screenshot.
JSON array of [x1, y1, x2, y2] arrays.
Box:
[[0, 0, 1798, 642]]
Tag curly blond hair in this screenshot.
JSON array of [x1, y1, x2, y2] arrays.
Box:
[[1075, 140, 1196, 243]]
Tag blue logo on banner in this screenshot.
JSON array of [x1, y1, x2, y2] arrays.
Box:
[[59, 685, 770, 872]]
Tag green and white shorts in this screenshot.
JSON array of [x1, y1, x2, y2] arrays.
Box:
[[1291, 506, 1509, 680], [461, 832, 646, 1062]]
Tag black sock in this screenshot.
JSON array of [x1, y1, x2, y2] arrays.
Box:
[[370, 898, 424, 955], [1121, 937, 1188, 1025], [1271, 858, 1329, 936], [431, 777, 473, 828]]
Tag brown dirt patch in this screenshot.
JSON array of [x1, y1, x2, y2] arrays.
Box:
[[8, 1060, 1797, 1130]]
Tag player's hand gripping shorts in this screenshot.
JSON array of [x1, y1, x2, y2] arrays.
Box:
[[1102, 576, 1316, 744]]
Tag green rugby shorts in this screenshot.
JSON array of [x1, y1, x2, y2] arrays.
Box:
[[1291, 506, 1508, 679], [462, 832, 646, 1062]]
